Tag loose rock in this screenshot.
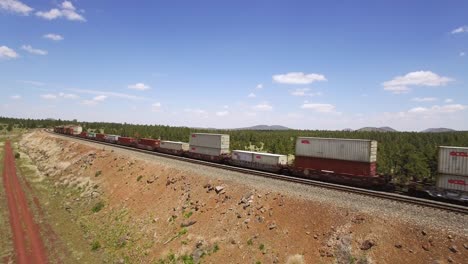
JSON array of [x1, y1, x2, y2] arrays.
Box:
[[449, 245, 458, 253], [360, 239, 376, 250], [215, 186, 224, 194]]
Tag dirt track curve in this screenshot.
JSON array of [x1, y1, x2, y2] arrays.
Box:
[[2, 141, 48, 264]]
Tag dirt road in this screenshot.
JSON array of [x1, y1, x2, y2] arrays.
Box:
[[2, 141, 48, 264]]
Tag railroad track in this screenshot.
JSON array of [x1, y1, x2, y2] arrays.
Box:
[[48, 131, 468, 215]]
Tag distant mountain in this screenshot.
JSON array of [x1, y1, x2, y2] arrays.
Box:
[[421, 128, 456, 133], [357, 126, 397, 132], [235, 125, 291, 131]]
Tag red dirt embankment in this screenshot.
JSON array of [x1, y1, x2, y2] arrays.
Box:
[[2, 141, 47, 264]]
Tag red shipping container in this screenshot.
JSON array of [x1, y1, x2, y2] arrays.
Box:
[[80, 132, 88, 138], [294, 156, 376, 177], [96, 133, 106, 141], [138, 138, 160, 148], [118, 137, 136, 146]]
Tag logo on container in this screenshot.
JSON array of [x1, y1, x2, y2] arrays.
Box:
[[256, 155, 261, 159], [192, 135, 196, 138], [448, 179, 467, 186], [449, 151, 468, 157], [301, 140, 310, 144]]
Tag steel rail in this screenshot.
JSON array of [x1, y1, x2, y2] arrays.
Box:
[[48, 131, 468, 215]]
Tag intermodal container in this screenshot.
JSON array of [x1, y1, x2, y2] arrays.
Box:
[[118, 137, 136, 145], [138, 138, 160, 148], [294, 156, 377, 176], [71, 126, 83, 135], [232, 150, 254, 162], [79, 131, 88, 138], [189, 133, 230, 149], [160, 141, 189, 151], [87, 132, 96, 138], [96, 133, 106, 141], [105, 135, 119, 142], [253, 152, 288, 166], [295, 137, 377, 162], [438, 146, 468, 176], [189, 146, 229, 156], [436, 174, 468, 192]]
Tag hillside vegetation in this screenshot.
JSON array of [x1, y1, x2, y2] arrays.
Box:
[[1, 117, 468, 182]]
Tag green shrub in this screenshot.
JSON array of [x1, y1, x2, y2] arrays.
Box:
[[91, 240, 101, 251], [95, 170, 102, 177], [92, 201, 105, 213]]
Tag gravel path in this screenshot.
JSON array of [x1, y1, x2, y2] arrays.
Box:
[[48, 132, 468, 235]]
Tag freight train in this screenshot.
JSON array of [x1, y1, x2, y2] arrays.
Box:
[[53, 125, 468, 202]]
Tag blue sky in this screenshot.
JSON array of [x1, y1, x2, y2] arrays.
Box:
[[1, 0, 467, 131]]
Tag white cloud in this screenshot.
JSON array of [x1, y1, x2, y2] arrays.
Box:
[[184, 108, 207, 115], [128, 82, 151, 91], [61, 1, 75, 10], [247, 93, 256, 98], [273, 72, 327, 85], [445, 98, 453, 103], [0, 0, 33, 15], [408, 104, 466, 114], [58, 92, 78, 99], [290, 88, 323, 97], [18, 80, 45, 86], [460, 52, 466, 57], [82, 95, 108, 105], [0, 45, 18, 59], [36, 1, 86, 21], [151, 102, 161, 112], [41, 94, 57, 99], [216, 111, 229, 116], [301, 103, 336, 113], [451, 26, 468, 34], [68, 88, 147, 101], [253, 102, 273, 111], [411, 97, 437, 102], [43, 33, 64, 41], [255, 83, 263, 89], [10, 95, 21, 99], [382, 71, 453, 94], [21, 45, 47, 55]]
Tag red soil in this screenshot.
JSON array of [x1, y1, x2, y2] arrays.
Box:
[[2, 141, 48, 264]]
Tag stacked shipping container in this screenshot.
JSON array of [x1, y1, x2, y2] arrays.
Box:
[[294, 137, 377, 176], [189, 133, 230, 159], [436, 146, 468, 193]]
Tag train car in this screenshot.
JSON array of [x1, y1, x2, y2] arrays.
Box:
[[230, 150, 288, 173], [79, 131, 88, 138], [87, 132, 96, 139], [95, 133, 106, 142], [187, 133, 230, 162], [424, 146, 468, 201], [159, 140, 189, 155], [291, 137, 386, 187], [105, 134, 119, 144], [137, 138, 160, 151], [117, 136, 137, 147]]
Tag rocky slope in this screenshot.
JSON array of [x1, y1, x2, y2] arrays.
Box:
[[16, 131, 468, 263]]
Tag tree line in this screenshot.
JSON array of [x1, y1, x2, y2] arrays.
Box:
[[1, 116, 467, 183]]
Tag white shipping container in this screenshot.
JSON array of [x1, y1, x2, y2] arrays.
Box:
[[438, 146, 468, 176], [252, 152, 288, 166], [88, 132, 96, 138], [105, 135, 119, 141], [72, 126, 83, 135], [189, 133, 230, 149], [189, 145, 229, 156], [232, 150, 254, 162], [160, 140, 189, 151], [295, 137, 377, 162], [437, 174, 468, 192]]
